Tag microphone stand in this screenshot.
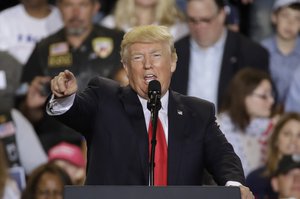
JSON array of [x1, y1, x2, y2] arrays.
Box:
[[148, 94, 161, 186]]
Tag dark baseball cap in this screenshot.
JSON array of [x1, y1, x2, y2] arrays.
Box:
[[273, 155, 300, 177]]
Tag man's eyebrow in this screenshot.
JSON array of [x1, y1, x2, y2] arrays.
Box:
[[130, 51, 144, 55], [150, 49, 163, 53]]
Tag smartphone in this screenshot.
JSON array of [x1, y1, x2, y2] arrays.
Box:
[[40, 82, 51, 96]]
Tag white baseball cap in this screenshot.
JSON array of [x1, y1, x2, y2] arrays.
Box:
[[273, 0, 300, 11]]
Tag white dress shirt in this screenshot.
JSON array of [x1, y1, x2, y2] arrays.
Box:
[[187, 30, 227, 107], [138, 91, 169, 144]]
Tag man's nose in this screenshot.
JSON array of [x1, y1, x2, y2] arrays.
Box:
[[71, 6, 81, 16], [144, 56, 152, 69]]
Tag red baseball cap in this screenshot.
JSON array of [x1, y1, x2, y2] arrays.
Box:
[[48, 142, 86, 168]]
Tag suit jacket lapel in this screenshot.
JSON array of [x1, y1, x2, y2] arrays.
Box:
[[119, 86, 149, 183], [167, 91, 189, 184], [171, 36, 191, 95], [218, 30, 238, 108]]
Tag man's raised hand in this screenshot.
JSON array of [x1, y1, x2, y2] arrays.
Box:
[[51, 70, 78, 98]]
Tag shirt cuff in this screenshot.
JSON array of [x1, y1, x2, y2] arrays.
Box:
[[46, 94, 75, 115], [225, 181, 242, 187]]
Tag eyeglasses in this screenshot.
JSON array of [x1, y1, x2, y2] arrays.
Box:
[[187, 10, 220, 25], [251, 92, 274, 100]]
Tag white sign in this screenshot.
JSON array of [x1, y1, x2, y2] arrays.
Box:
[[0, 70, 7, 90]]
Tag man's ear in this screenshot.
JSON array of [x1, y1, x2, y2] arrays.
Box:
[[171, 62, 176, 73], [122, 62, 129, 75], [170, 53, 177, 73], [93, 1, 101, 15], [219, 8, 227, 24], [271, 13, 277, 25], [57, 0, 62, 10], [271, 177, 279, 192]]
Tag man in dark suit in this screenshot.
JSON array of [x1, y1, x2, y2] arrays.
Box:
[[47, 25, 254, 198], [171, 0, 269, 110]]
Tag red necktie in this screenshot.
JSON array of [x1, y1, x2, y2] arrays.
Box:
[[148, 118, 168, 186]]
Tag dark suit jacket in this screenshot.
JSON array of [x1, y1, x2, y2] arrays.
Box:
[[171, 30, 269, 110], [54, 77, 245, 185]]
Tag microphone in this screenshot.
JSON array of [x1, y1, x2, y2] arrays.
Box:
[[147, 80, 162, 112], [147, 80, 162, 186]]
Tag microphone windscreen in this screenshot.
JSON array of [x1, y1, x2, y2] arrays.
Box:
[[148, 80, 161, 94]]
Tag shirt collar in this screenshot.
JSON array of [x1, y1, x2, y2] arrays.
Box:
[[273, 36, 300, 56]]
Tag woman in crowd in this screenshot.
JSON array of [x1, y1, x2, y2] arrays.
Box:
[[48, 142, 86, 185], [101, 0, 189, 86], [218, 67, 275, 176], [246, 112, 300, 199], [21, 163, 72, 199], [100, 0, 189, 41]]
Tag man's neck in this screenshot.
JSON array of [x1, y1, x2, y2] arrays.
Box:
[[276, 35, 297, 55], [23, 2, 51, 19], [67, 27, 93, 49]]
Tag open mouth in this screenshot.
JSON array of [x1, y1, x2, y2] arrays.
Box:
[[144, 74, 157, 83]]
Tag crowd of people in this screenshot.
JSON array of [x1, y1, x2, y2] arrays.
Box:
[[1, 0, 300, 198]]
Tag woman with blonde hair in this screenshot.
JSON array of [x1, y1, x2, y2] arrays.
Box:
[[246, 112, 300, 199], [100, 0, 189, 41]]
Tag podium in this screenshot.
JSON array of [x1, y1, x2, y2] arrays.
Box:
[[64, 185, 241, 199]]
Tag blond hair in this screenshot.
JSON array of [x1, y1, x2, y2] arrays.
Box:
[[120, 25, 177, 63], [113, 0, 185, 29]]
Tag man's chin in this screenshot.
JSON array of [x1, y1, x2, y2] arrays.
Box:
[[66, 27, 86, 36]]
